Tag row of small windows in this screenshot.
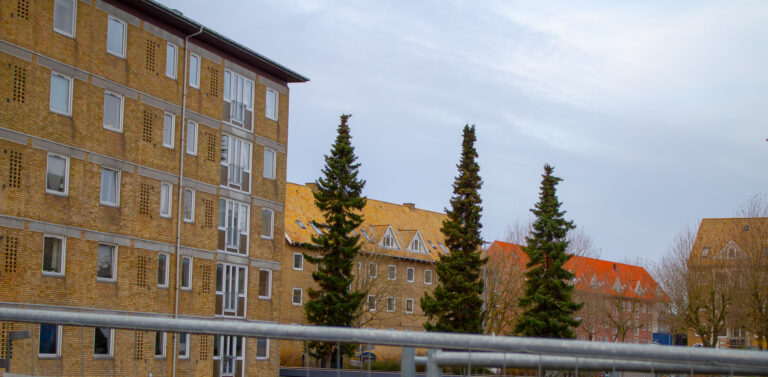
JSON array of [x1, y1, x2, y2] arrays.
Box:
[[37, 325, 269, 361], [51, 0, 280, 125], [367, 295, 416, 314], [297, 220, 449, 255], [291, 253, 433, 284]]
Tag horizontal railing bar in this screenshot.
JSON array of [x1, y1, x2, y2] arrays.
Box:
[[1, 306, 767, 369], [415, 351, 768, 375]]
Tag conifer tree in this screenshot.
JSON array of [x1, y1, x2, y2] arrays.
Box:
[[304, 114, 367, 367], [514, 164, 582, 338], [421, 124, 486, 334]]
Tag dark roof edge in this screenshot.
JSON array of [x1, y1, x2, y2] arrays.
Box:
[[125, 0, 309, 83]]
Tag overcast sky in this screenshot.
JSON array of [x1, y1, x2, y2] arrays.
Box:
[[161, 0, 768, 264]]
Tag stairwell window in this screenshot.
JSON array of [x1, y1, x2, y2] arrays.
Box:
[[218, 199, 249, 253], [180, 257, 192, 290], [94, 328, 114, 358], [183, 188, 195, 223], [38, 324, 62, 358], [256, 337, 269, 359], [220, 134, 252, 192], [53, 0, 76, 38], [96, 243, 117, 282], [165, 43, 177, 79], [106, 16, 126, 58], [223, 70, 254, 127], [178, 333, 189, 358], [258, 269, 272, 299], [160, 182, 172, 218], [157, 253, 168, 288], [265, 88, 278, 120], [154, 332, 166, 358], [186, 121, 197, 155], [261, 208, 274, 239], [46, 153, 69, 195], [162, 113, 174, 149], [99, 168, 120, 206], [42, 235, 66, 276]]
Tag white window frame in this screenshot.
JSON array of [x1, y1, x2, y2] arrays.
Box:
[[162, 112, 175, 149], [261, 208, 274, 239], [53, 0, 77, 38], [405, 298, 414, 314], [38, 323, 62, 358], [160, 182, 172, 218], [406, 267, 415, 283], [188, 52, 200, 88], [218, 198, 250, 252], [154, 331, 166, 359], [186, 120, 197, 155], [367, 294, 376, 312], [99, 167, 120, 207], [183, 188, 195, 223], [93, 328, 114, 358], [166, 42, 177, 79], [178, 333, 189, 359], [265, 88, 278, 121], [292, 288, 302, 305], [424, 269, 433, 285], [46, 153, 70, 196], [157, 253, 169, 288], [96, 243, 117, 282], [223, 70, 254, 126], [180, 256, 192, 290], [256, 337, 269, 360], [221, 134, 252, 190], [263, 147, 276, 180], [386, 296, 396, 313], [387, 265, 396, 280], [49, 72, 73, 116], [368, 262, 377, 279], [42, 235, 67, 277], [258, 269, 272, 300], [293, 253, 303, 270], [102, 91, 124, 132], [106, 16, 126, 58]]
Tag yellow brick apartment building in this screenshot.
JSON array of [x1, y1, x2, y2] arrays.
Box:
[[0, 0, 306, 375], [279, 182, 449, 365]]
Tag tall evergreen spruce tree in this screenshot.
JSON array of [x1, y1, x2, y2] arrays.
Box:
[[514, 164, 582, 338], [421, 124, 486, 334], [303, 114, 367, 367]]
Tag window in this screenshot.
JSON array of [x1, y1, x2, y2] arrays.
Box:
[[701, 247, 710, 258], [160, 182, 172, 218], [183, 188, 195, 222], [42, 235, 66, 276], [367, 295, 376, 311], [265, 88, 278, 120], [438, 243, 449, 254], [405, 298, 414, 314], [154, 332, 166, 358], [46, 154, 69, 195], [53, 0, 76, 37], [388, 265, 396, 280], [50, 73, 72, 115], [292, 288, 302, 305], [263, 147, 276, 179], [185, 121, 197, 155], [293, 253, 303, 270], [38, 324, 61, 357], [220, 135, 251, 189], [256, 337, 269, 359], [382, 234, 394, 248], [215, 263, 247, 317], [261, 208, 274, 239], [102, 91, 123, 132], [106, 17, 126, 58], [258, 269, 271, 299], [93, 328, 113, 357], [162, 113, 175, 148], [223, 70, 254, 125], [157, 254, 168, 288], [180, 257, 192, 290], [188, 53, 200, 88], [387, 296, 396, 312], [165, 43, 177, 79], [218, 199, 249, 252], [424, 269, 433, 285], [368, 262, 377, 279], [99, 168, 120, 206], [406, 267, 414, 282], [178, 333, 189, 358], [296, 220, 305, 229], [96, 243, 116, 282]]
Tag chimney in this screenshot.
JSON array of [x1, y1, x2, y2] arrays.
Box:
[[403, 203, 415, 210], [305, 182, 319, 193]]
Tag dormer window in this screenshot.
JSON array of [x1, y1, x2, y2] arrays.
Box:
[[377, 226, 401, 250], [407, 232, 427, 253], [700, 247, 710, 258], [382, 234, 394, 248]]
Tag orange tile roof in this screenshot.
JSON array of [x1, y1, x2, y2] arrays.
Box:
[[285, 182, 449, 263], [487, 241, 665, 301]]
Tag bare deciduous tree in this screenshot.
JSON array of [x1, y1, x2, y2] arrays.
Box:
[[484, 247, 525, 335]]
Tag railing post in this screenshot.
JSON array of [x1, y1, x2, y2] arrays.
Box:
[[401, 347, 415, 377], [427, 349, 442, 377]]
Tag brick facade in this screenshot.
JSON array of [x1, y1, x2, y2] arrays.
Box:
[[0, 0, 306, 376]]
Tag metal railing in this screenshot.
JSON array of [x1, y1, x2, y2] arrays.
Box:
[[2, 306, 768, 376]]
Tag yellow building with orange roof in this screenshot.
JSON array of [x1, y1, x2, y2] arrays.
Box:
[[280, 182, 449, 365]]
